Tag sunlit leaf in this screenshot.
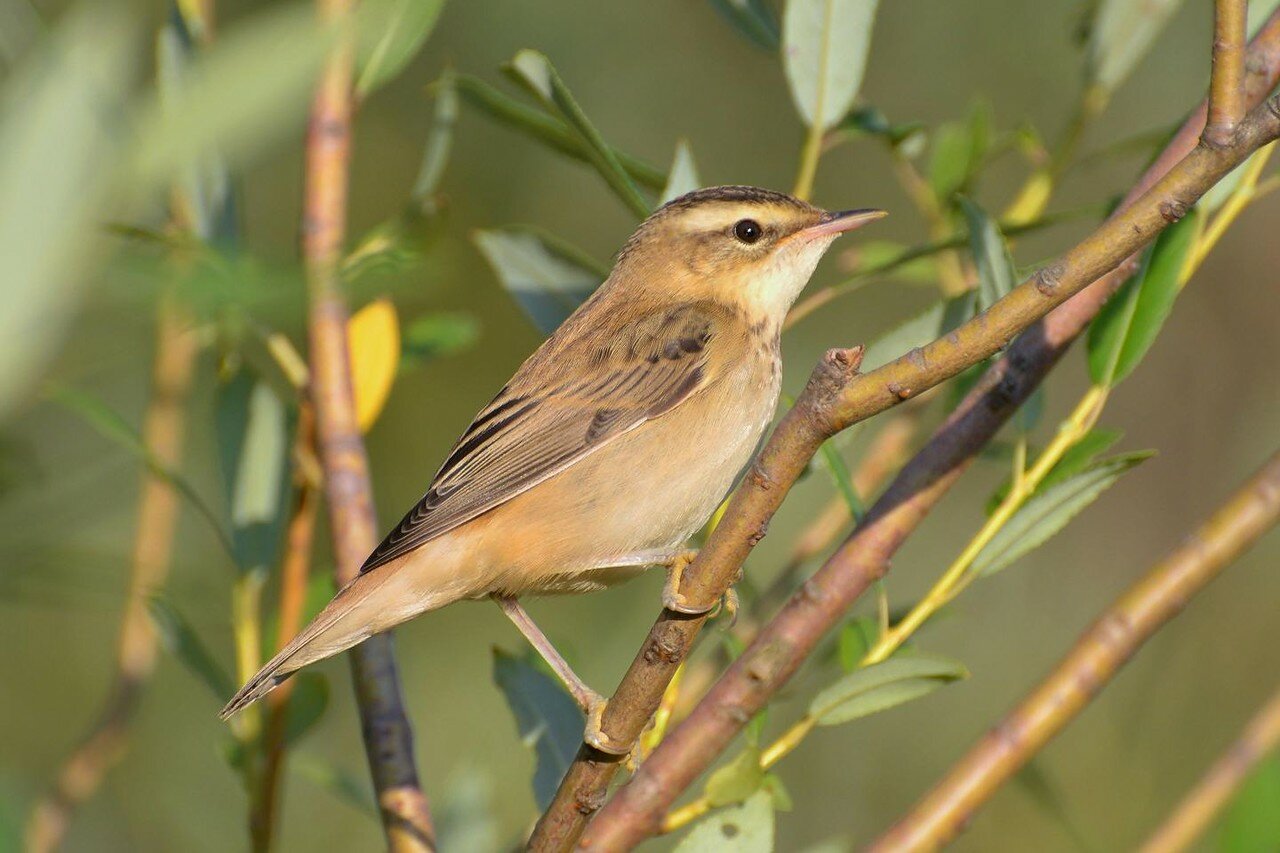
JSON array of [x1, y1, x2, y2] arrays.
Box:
[[674, 790, 775, 852], [861, 291, 976, 371], [348, 298, 401, 432], [973, 451, 1154, 577], [0, 5, 137, 420], [809, 654, 967, 726], [660, 139, 702, 206], [958, 196, 1018, 312], [782, 0, 881, 131], [356, 0, 446, 98], [492, 648, 582, 810], [452, 74, 665, 189], [292, 752, 378, 817], [987, 428, 1124, 514], [816, 439, 864, 521], [148, 596, 235, 699], [1086, 0, 1186, 97], [411, 67, 458, 210], [709, 0, 781, 50], [473, 228, 604, 335], [505, 50, 651, 217], [1219, 756, 1280, 852], [839, 240, 937, 283], [1087, 209, 1198, 387], [705, 746, 766, 807], [837, 617, 878, 672], [838, 105, 924, 147], [762, 774, 793, 812], [402, 312, 480, 363]]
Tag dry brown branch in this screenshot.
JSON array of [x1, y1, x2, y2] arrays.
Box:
[[1206, 0, 1249, 147], [1139, 684, 1280, 853], [302, 1, 433, 847], [542, 14, 1280, 849], [867, 450, 1280, 851]]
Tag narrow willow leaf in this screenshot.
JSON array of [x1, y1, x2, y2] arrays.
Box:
[[762, 774, 793, 812], [355, 0, 446, 98], [709, 0, 781, 50], [292, 752, 379, 817], [401, 312, 480, 363], [452, 74, 666, 189], [504, 50, 650, 217], [1086, 0, 1186, 97], [928, 123, 971, 202], [1087, 210, 1198, 387], [492, 649, 582, 810], [0, 5, 136, 419], [411, 68, 458, 208], [986, 428, 1124, 514], [783, 0, 881, 131], [839, 105, 924, 146], [958, 196, 1018, 312], [674, 790, 775, 853], [837, 617, 878, 672], [130, 2, 331, 189], [148, 596, 235, 699], [705, 746, 766, 807], [348, 297, 401, 432], [282, 673, 330, 745], [660, 139, 702, 206], [861, 291, 976, 371], [973, 451, 1154, 577], [46, 384, 235, 559], [473, 228, 603, 335], [816, 440, 864, 521], [1219, 756, 1280, 852], [809, 654, 968, 726], [843, 240, 937, 283]]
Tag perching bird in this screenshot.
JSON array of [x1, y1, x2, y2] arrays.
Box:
[[220, 186, 884, 752]]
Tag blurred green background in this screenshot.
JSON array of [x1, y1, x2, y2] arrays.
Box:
[[1, 0, 1278, 850]]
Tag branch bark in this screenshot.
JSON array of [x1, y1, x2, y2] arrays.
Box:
[[547, 14, 1280, 849], [867, 450, 1280, 852], [303, 2, 433, 848], [1139, 684, 1280, 853], [1206, 0, 1249, 147]]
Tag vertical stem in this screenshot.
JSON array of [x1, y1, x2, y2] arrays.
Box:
[[1206, 0, 1249, 147], [303, 1, 434, 849]]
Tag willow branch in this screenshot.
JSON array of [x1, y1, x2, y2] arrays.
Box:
[[303, 2, 433, 848], [1139, 684, 1280, 853], [1206, 0, 1249, 147], [868, 451, 1280, 851], [544, 16, 1280, 849], [25, 296, 198, 853]]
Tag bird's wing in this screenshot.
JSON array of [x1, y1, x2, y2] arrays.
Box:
[[359, 302, 737, 574]]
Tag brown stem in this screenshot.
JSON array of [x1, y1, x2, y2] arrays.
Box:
[[1206, 0, 1249, 147], [25, 297, 198, 853], [868, 451, 1280, 852], [1139, 684, 1280, 853], [542, 14, 1280, 850], [250, 407, 320, 852], [303, 1, 433, 848]]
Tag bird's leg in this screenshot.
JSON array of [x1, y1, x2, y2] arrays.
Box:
[[661, 549, 737, 620], [491, 594, 629, 755]]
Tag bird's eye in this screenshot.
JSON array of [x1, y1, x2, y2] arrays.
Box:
[[733, 219, 763, 244]]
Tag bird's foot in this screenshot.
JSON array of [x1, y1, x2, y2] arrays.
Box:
[[662, 550, 713, 614], [582, 692, 629, 756]]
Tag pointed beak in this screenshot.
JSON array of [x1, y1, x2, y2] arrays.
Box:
[[796, 208, 888, 241]]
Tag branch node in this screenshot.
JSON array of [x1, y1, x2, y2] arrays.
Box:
[[1158, 199, 1189, 223], [1033, 263, 1064, 296]]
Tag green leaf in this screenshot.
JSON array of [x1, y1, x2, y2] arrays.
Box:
[[504, 50, 651, 218], [660, 139, 702, 206], [761, 774, 793, 812], [809, 653, 967, 726], [1086, 0, 1186, 97], [958, 196, 1018, 313], [705, 747, 766, 807], [842, 240, 937, 283], [1087, 209, 1198, 387], [401, 312, 480, 363], [709, 0, 781, 50], [782, 0, 881, 131], [436, 766, 500, 853], [0, 5, 137, 420], [838, 105, 924, 147], [46, 384, 235, 559], [410, 67, 458, 210], [987, 428, 1124, 514], [973, 451, 1154, 577], [452, 74, 665, 190], [1219, 755, 1280, 853], [473, 228, 604, 335], [492, 648, 583, 811], [837, 617, 878, 672], [816, 440, 865, 521], [292, 752, 379, 817], [674, 790, 775, 853], [148, 596, 235, 699], [356, 0, 446, 98], [861, 291, 977, 371], [130, 2, 333, 190]]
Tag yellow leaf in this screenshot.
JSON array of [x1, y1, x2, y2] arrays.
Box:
[[347, 297, 400, 432], [1002, 169, 1053, 226]]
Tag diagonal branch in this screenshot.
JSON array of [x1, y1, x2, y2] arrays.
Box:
[[868, 450, 1280, 851], [303, 2, 433, 848], [545, 13, 1280, 849], [1139, 684, 1280, 853], [1206, 0, 1249, 147]]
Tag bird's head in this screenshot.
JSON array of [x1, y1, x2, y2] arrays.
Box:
[[615, 185, 885, 322]]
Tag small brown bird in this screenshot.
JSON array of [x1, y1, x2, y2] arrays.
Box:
[[221, 186, 883, 751]]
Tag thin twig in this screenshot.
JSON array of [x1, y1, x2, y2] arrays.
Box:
[[545, 15, 1280, 849], [303, 1, 433, 847], [1206, 0, 1249, 147], [1139, 685, 1280, 853], [868, 450, 1280, 851]]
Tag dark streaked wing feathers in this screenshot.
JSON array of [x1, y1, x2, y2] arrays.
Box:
[[358, 304, 725, 574]]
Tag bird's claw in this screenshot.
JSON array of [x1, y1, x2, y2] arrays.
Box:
[[583, 693, 629, 756], [662, 550, 739, 622]]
